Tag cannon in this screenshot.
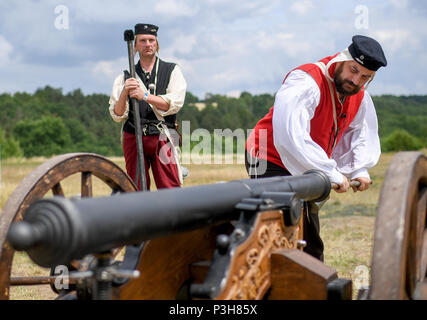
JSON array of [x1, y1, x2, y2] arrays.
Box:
[[6, 169, 338, 300], [0, 151, 426, 300], [7, 169, 331, 266]]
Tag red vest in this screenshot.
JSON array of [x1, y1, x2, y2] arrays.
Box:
[[246, 54, 365, 169]]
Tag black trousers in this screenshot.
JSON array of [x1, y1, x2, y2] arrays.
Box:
[[245, 152, 324, 261]]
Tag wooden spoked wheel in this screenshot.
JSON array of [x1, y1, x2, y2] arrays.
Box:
[[369, 152, 427, 300], [0, 153, 137, 300]]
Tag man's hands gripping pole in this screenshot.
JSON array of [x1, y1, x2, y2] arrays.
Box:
[[332, 177, 372, 193]]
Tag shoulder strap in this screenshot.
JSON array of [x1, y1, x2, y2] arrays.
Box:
[[315, 62, 339, 152]]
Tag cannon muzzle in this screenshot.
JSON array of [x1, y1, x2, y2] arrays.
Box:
[[7, 170, 330, 268]]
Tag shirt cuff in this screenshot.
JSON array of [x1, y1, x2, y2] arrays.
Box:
[[329, 169, 344, 185], [155, 95, 182, 117], [109, 100, 129, 122]]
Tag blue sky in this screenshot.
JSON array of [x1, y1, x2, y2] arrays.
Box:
[[0, 0, 426, 99]]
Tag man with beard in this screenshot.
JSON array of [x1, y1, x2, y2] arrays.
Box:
[[245, 35, 387, 261], [109, 23, 187, 190]]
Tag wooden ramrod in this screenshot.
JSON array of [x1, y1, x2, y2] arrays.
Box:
[[7, 169, 345, 300]]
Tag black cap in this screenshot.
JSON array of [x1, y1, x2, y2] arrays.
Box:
[[135, 23, 158, 36], [348, 35, 387, 71]]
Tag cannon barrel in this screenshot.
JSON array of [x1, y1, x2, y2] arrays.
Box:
[[7, 170, 330, 268]]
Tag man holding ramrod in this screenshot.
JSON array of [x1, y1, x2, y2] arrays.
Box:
[[109, 23, 187, 190]]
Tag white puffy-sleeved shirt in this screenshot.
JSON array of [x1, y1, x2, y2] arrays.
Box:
[[272, 69, 381, 185], [108, 64, 187, 122]]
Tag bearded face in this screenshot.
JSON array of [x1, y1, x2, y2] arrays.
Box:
[[334, 63, 361, 96], [333, 61, 375, 97]]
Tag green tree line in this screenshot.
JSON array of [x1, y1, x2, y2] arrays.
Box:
[[0, 86, 425, 159]]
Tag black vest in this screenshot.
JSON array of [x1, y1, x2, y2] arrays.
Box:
[[123, 57, 176, 135]]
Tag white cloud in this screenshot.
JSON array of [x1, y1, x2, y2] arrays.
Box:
[[0, 1, 426, 98], [167, 34, 198, 56], [372, 29, 418, 53], [254, 32, 294, 50], [389, 0, 408, 9], [0, 35, 13, 65], [92, 57, 127, 79], [290, 0, 314, 15], [153, 0, 199, 17]]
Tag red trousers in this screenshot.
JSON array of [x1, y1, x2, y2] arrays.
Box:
[[123, 131, 180, 190]]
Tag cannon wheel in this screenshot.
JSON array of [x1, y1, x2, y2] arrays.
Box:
[[369, 152, 427, 300], [0, 153, 137, 300]]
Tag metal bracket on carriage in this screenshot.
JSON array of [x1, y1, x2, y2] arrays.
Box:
[[235, 192, 304, 226], [56, 252, 140, 300]]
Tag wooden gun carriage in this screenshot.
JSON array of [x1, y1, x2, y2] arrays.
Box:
[[0, 151, 426, 300]]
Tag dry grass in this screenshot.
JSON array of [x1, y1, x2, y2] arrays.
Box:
[[9, 253, 56, 300], [1, 150, 426, 300]]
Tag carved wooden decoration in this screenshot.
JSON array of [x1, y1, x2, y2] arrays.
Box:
[[216, 210, 302, 300]]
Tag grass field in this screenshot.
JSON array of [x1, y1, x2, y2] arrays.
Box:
[[1, 150, 426, 300]]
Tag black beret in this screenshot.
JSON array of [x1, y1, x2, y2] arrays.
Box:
[[348, 35, 387, 71], [135, 23, 158, 36]]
